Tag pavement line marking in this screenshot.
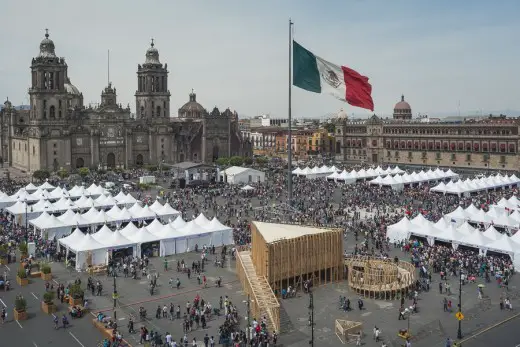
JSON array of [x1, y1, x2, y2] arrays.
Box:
[[458, 312, 520, 344], [69, 332, 86, 347], [4, 265, 10, 271], [31, 292, 39, 300], [0, 299, 6, 307], [92, 279, 239, 314], [52, 279, 59, 285], [15, 319, 23, 329], [52, 313, 57, 319], [32, 342, 38, 347]]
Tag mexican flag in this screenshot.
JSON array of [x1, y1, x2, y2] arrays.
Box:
[[293, 41, 374, 111]]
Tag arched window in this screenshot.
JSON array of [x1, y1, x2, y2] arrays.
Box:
[[58, 110, 62, 119], [140, 106, 145, 118], [156, 106, 161, 118], [49, 105, 56, 119], [151, 102, 155, 117]]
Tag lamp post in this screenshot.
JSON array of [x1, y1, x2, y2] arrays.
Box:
[[112, 270, 118, 321], [457, 265, 463, 339], [308, 292, 314, 347], [243, 295, 251, 344], [24, 198, 28, 245]]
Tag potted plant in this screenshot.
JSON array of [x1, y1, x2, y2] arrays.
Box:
[[69, 283, 84, 306], [18, 242, 28, 258], [14, 294, 28, 321], [40, 263, 52, 281], [16, 269, 29, 286], [41, 291, 56, 314]]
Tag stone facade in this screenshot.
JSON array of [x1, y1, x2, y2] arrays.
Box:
[[334, 99, 520, 171], [0, 31, 251, 172]]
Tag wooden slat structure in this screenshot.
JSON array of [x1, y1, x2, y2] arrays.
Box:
[[335, 319, 363, 344], [251, 221, 344, 294], [236, 251, 280, 332], [344, 255, 416, 300]]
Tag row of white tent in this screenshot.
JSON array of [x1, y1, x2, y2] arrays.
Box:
[[368, 168, 459, 187], [28, 200, 181, 239], [445, 201, 520, 231], [294, 165, 406, 180], [5, 191, 140, 226], [58, 213, 234, 271], [431, 174, 520, 196], [386, 214, 520, 269], [0, 183, 112, 209]]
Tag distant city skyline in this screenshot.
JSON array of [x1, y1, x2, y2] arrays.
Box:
[[2, 0, 519, 119]]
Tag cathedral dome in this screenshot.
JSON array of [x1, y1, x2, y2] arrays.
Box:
[[394, 95, 411, 111], [39, 29, 56, 58], [179, 91, 206, 118], [144, 39, 161, 65], [64, 77, 80, 96], [335, 108, 348, 120]]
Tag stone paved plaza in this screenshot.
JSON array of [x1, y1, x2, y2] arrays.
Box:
[[1, 232, 519, 346]]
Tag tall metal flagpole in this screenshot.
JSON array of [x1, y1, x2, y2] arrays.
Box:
[[288, 19, 294, 206]]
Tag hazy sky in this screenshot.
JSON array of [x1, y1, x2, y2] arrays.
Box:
[[2, 0, 519, 119]]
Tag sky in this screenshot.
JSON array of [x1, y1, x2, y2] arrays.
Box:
[[2, 0, 519, 119]]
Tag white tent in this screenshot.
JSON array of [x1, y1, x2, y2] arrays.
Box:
[[241, 185, 255, 191], [488, 234, 520, 256], [179, 221, 212, 250], [146, 219, 165, 234], [157, 203, 180, 222], [149, 200, 164, 214], [127, 227, 162, 257], [25, 183, 38, 192], [111, 207, 134, 223], [194, 213, 211, 227], [81, 207, 99, 221], [38, 181, 56, 191], [30, 212, 71, 239], [386, 217, 411, 243], [482, 226, 502, 241], [170, 215, 187, 229], [92, 224, 114, 243], [58, 228, 85, 249], [120, 222, 140, 238], [205, 217, 234, 245], [68, 234, 108, 271], [220, 166, 265, 184]]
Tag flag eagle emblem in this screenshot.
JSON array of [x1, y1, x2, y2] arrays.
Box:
[[322, 69, 341, 88]]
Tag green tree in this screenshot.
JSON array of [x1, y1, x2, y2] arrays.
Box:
[[57, 168, 69, 179], [229, 156, 244, 166], [256, 156, 268, 165], [323, 123, 336, 133], [216, 157, 229, 166], [78, 167, 90, 177], [32, 169, 50, 182], [145, 165, 158, 172], [243, 157, 253, 165]]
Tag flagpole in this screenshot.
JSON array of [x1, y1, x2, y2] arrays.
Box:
[[288, 19, 294, 206]]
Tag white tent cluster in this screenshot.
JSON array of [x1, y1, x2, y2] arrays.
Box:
[[25, 200, 181, 240], [369, 168, 458, 188], [387, 209, 520, 269], [0, 183, 112, 209], [445, 200, 520, 231], [58, 213, 234, 271], [326, 166, 406, 183], [292, 165, 340, 179], [431, 174, 520, 196]]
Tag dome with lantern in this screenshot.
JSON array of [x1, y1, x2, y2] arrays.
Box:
[[39, 29, 56, 58], [178, 90, 207, 118], [333, 108, 348, 123], [393, 95, 412, 120], [144, 39, 161, 65]]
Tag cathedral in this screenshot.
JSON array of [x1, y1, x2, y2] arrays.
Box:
[[0, 31, 251, 172]]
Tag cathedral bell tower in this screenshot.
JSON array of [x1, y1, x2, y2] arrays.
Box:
[[135, 39, 170, 119], [29, 29, 69, 121]]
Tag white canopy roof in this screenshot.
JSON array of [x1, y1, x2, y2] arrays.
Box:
[[170, 215, 187, 229], [6, 200, 30, 214], [25, 183, 38, 192], [241, 185, 255, 191], [106, 205, 123, 219], [53, 197, 76, 211], [158, 203, 180, 217], [482, 226, 502, 241], [38, 181, 56, 191], [30, 212, 66, 230], [81, 207, 99, 221], [127, 227, 161, 243], [146, 219, 165, 234], [120, 222, 140, 238], [149, 200, 164, 214], [488, 234, 520, 254], [92, 224, 114, 243], [204, 217, 232, 232], [180, 220, 210, 236], [112, 207, 134, 222], [138, 205, 157, 220], [194, 213, 211, 227], [59, 228, 85, 248], [31, 199, 56, 213], [128, 203, 143, 217], [69, 233, 106, 252]]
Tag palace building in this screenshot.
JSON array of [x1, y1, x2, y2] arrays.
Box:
[[334, 96, 519, 170], [0, 31, 251, 172]]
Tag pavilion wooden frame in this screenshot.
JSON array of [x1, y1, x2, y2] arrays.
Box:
[[335, 319, 363, 344], [344, 255, 416, 300], [250, 222, 344, 294]]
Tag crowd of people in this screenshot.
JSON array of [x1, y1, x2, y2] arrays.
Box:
[[0, 162, 518, 346]]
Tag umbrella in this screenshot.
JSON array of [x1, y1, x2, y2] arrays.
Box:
[[477, 284, 485, 288]]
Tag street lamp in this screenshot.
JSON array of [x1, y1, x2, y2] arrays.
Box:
[[24, 198, 28, 245], [243, 295, 251, 344], [308, 292, 314, 346], [457, 265, 463, 339], [112, 270, 118, 321]]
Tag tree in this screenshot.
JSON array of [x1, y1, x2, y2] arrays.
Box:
[[145, 165, 158, 172], [243, 157, 253, 165], [256, 156, 268, 166], [57, 168, 69, 179], [32, 169, 50, 182], [216, 157, 229, 166], [323, 123, 336, 133], [229, 156, 244, 166], [78, 167, 90, 177]]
